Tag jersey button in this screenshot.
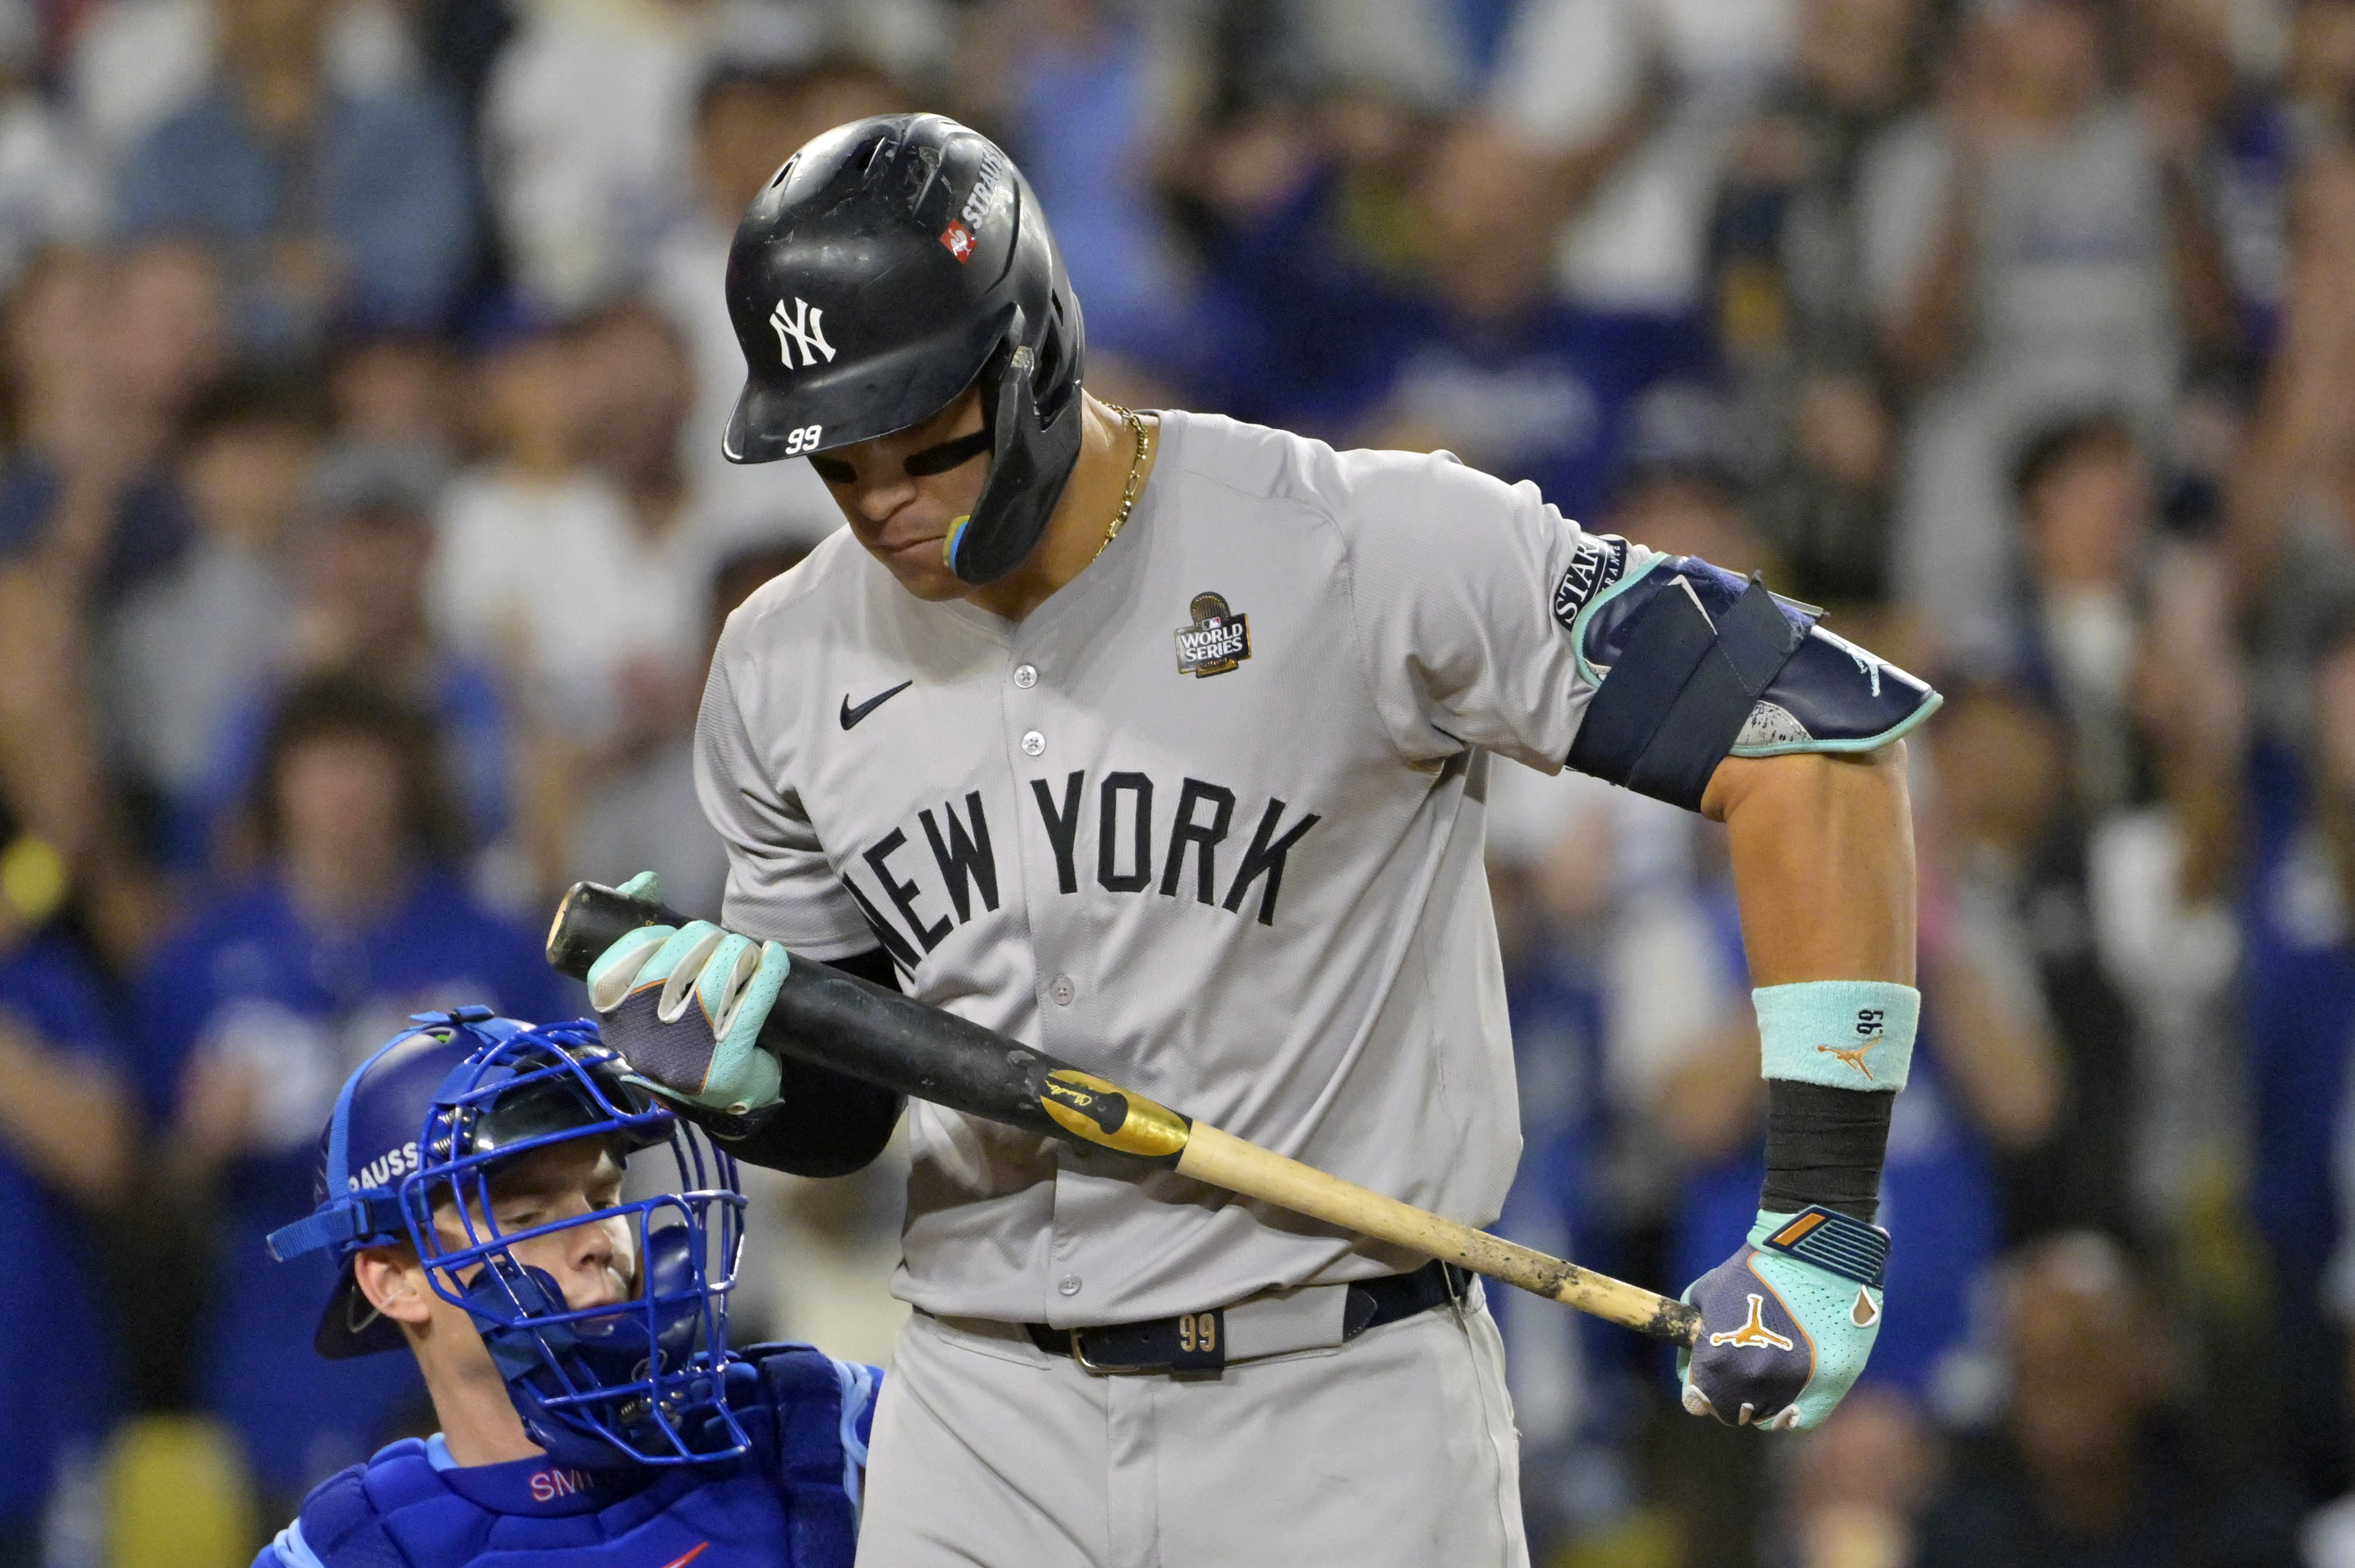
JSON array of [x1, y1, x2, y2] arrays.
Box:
[[1013, 663, 1038, 689], [1058, 1274, 1083, 1297], [1048, 975, 1076, 1007], [1021, 730, 1046, 756]]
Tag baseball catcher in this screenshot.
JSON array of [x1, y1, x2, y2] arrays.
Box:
[[254, 1008, 879, 1568]]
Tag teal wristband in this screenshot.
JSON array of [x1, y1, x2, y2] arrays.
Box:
[[1753, 980, 1918, 1092]]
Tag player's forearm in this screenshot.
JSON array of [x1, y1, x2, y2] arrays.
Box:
[[690, 1063, 903, 1177], [1703, 744, 1916, 987], [1703, 745, 1916, 1225]]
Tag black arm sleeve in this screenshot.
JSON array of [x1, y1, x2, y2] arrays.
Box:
[[1759, 1080, 1893, 1223], [672, 947, 906, 1177]]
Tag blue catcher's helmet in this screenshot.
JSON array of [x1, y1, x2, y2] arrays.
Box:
[[265, 1007, 752, 1469]]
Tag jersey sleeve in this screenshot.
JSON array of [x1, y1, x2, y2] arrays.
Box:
[[1330, 446, 1657, 772], [694, 617, 877, 958]]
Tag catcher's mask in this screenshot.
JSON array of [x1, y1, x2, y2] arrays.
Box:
[[267, 1011, 751, 1469]]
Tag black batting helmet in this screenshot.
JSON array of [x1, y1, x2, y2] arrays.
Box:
[[723, 114, 1086, 585]]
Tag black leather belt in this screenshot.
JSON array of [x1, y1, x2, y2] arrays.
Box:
[[1024, 1260, 1470, 1374]]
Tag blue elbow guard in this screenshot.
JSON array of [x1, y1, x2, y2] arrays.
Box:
[[1564, 552, 1940, 810]]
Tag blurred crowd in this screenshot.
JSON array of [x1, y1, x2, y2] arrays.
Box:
[[0, 0, 2348, 1564]]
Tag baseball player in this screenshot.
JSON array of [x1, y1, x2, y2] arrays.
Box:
[[585, 114, 1940, 1567], [254, 1008, 881, 1568]]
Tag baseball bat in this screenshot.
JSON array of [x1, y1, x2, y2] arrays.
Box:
[[547, 880, 1702, 1348]]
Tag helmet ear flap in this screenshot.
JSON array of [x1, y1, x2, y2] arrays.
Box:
[[948, 339, 1084, 585], [1034, 294, 1075, 422]]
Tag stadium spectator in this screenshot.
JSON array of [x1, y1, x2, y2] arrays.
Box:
[[115, 0, 475, 358], [68, 0, 427, 171], [104, 377, 316, 861], [0, 2, 103, 297], [1488, 0, 1797, 313], [431, 324, 695, 751], [1152, 88, 1436, 431], [1779, 1383, 1936, 1568], [1354, 118, 1717, 525], [2226, 153, 2355, 748], [960, 0, 1204, 361], [433, 314, 730, 899], [563, 543, 802, 940], [1870, 0, 2231, 666], [644, 52, 904, 546], [1922, 680, 2119, 1241], [324, 333, 460, 471], [0, 0, 2343, 1554], [1706, 0, 1925, 604], [576, 299, 725, 575], [0, 245, 224, 605], [482, 0, 768, 316], [196, 446, 510, 875], [0, 805, 131, 1566], [136, 677, 567, 1517], [1707, 0, 1924, 378], [1910, 1232, 2300, 1567], [2244, 618, 2355, 1499], [1749, 374, 1903, 607], [1604, 453, 1771, 576], [2010, 414, 2153, 815], [2089, 535, 2249, 1245], [2285, 0, 2355, 158], [2131, 0, 2295, 352]]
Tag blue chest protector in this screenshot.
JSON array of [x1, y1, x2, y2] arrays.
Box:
[[260, 1347, 878, 1568]]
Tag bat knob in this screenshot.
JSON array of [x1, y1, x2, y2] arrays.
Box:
[[546, 881, 685, 979]]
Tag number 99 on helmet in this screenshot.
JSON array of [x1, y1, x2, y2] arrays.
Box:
[[265, 1008, 751, 1469]]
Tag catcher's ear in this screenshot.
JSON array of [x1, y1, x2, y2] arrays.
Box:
[[353, 1244, 431, 1326]]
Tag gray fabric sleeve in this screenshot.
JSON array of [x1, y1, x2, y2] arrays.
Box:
[[1325, 446, 1660, 770], [694, 617, 877, 957]]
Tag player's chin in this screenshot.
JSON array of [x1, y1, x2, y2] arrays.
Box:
[[871, 541, 965, 600]]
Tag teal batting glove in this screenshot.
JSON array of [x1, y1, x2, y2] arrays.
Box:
[[584, 871, 789, 1116], [1675, 1206, 1888, 1431]]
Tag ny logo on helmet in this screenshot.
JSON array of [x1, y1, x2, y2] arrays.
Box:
[[770, 297, 836, 370]]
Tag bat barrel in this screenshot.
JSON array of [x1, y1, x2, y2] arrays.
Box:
[[1176, 1125, 1702, 1346]]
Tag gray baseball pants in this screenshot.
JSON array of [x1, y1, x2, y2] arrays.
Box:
[[853, 1284, 1529, 1567]]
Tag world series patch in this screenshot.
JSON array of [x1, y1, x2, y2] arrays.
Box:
[[1175, 592, 1251, 677]]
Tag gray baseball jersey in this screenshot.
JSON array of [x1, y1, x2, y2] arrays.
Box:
[[697, 408, 1662, 1327]]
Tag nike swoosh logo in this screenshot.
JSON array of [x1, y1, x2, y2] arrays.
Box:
[[840, 680, 913, 730], [659, 1546, 709, 1568]]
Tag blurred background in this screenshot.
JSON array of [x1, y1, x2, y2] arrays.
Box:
[[0, 0, 2347, 1562]]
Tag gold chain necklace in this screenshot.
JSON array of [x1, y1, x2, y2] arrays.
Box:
[[1093, 404, 1153, 561]]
